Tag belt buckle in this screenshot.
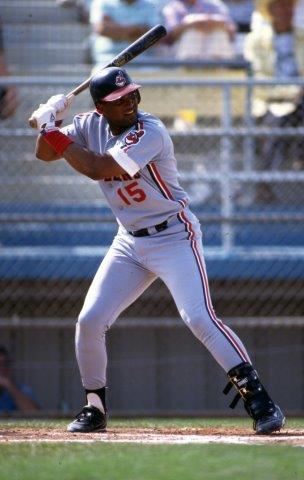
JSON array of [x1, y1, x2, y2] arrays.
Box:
[[155, 220, 168, 233], [130, 228, 149, 237], [137, 228, 149, 237], [129, 220, 168, 237]]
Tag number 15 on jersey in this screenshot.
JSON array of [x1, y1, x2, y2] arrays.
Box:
[[117, 181, 147, 205]]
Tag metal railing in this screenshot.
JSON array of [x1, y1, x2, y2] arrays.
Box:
[[1, 76, 304, 253], [1, 75, 304, 412]]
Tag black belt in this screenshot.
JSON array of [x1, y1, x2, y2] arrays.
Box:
[[128, 220, 168, 237]]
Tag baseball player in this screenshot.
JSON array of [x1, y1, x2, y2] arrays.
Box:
[[33, 67, 285, 434]]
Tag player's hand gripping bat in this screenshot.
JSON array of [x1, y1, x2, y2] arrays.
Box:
[[28, 24, 167, 128]]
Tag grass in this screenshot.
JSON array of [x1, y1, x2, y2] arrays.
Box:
[[0, 418, 303, 480], [1, 443, 304, 480], [1, 416, 304, 429]]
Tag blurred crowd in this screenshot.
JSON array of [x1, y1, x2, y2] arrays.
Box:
[[1, 0, 304, 138], [246, 1, 304, 178], [55, 0, 304, 201], [57, 0, 255, 64], [53, 0, 304, 65], [54, 1, 304, 144]]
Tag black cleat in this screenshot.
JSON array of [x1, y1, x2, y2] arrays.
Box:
[[67, 405, 107, 433], [254, 405, 285, 435], [224, 362, 285, 435]]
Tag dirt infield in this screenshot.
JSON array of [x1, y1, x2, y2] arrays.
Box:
[[1, 427, 304, 445]]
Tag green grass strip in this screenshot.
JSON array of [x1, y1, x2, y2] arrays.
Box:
[[1, 416, 304, 429], [0, 443, 303, 480]]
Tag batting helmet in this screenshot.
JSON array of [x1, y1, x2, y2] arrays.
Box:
[[89, 67, 142, 105]]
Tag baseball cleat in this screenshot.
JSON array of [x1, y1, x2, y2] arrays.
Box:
[[254, 405, 285, 435], [67, 405, 107, 433], [224, 363, 286, 435]]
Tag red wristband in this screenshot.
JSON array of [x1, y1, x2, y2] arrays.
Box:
[[42, 130, 74, 155]]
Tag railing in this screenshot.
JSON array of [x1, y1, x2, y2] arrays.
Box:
[[1, 76, 304, 254], [1, 75, 304, 412]]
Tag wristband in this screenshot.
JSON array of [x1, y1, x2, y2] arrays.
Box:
[[42, 129, 74, 155]]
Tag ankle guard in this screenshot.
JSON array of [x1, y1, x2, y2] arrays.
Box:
[[85, 387, 107, 413], [223, 362, 275, 420]]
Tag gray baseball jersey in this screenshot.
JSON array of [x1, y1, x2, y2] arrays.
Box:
[[63, 109, 251, 391], [62, 110, 189, 231]]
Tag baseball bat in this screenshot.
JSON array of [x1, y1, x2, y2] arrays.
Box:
[[28, 24, 167, 128]]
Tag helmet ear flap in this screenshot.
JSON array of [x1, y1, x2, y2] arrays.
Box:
[[136, 90, 141, 104]]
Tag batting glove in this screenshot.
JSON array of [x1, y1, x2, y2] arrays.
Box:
[[46, 94, 74, 121], [31, 104, 56, 130]]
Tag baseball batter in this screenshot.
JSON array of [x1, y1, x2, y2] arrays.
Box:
[[33, 67, 284, 434]]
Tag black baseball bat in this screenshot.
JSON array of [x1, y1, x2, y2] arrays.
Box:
[[29, 25, 167, 128]]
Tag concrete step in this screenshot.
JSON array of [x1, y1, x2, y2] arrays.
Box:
[[3, 23, 90, 44], [0, 150, 86, 174], [0, 85, 93, 129], [0, 152, 197, 180], [0, 1, 80, 23], [0, 154, 78, 176], [9, 63, 92, 77], [0, 81, 214, 129], [0, 133, 103, 203], [0, 134, 206, 205], [5, 43, 90, 66], [1, 0, 63, 2], [0, 177, 102, 203]]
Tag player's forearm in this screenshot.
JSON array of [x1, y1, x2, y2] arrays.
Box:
[[199, 17, 235, 37], [5, 383, 39, 412], [62, 143, 125, 180], [36, 134, 62, 161], [37, 128, 125, 178], [165, 24, 188, 43], [167, 15, 235, 43], [118, 24, 149, 41], [94, 20, 148, 41]]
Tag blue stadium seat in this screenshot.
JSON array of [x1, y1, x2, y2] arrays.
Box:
[[1, 204, 304, 281]]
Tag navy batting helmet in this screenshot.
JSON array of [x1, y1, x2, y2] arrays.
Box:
[[89, 67, 141, 105]]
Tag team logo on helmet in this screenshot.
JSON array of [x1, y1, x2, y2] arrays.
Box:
[[115, 71, 127, 87], [121, 127, 145, 153]]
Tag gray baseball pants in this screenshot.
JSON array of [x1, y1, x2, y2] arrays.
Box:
[[75, 209, 251, 390]]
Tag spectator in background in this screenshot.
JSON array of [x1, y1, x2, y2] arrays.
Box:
[[0, 346, 39, 413], [243, 0, 304, 200], [224, 0, 254, 32], [89, 0, 161, 67], [0, 22, 18, 120], [293, 0, 304, 73], [162, 0, 236, 60], [223, 1, 254, 55], [293, 0, 304, 30], [56, 0, 92, 22]]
